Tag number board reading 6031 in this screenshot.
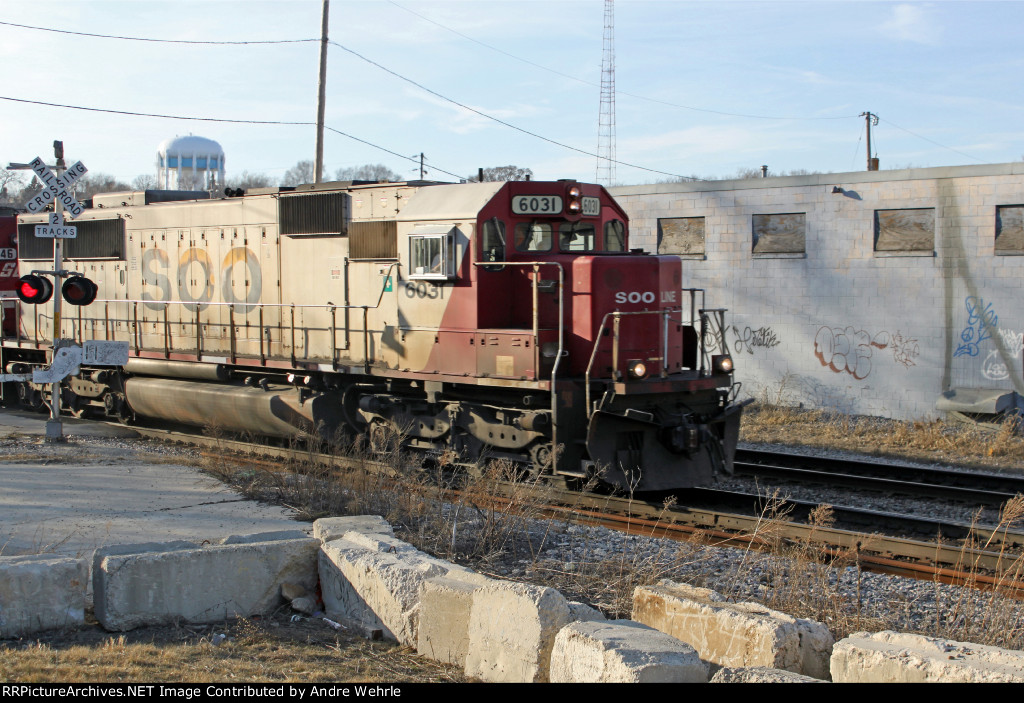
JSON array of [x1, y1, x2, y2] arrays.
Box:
[[512, 195, 563, 215]]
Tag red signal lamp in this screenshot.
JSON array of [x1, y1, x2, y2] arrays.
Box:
[[61, 276, 98, 306], [16, 274, 53, 305]]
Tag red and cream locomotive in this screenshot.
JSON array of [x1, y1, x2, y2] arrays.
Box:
[[4, 178, 743, 491]]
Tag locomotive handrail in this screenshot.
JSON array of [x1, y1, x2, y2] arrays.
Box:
[[47, 263, 403, 372], [584, 308, 682, 419], [473, 260, 564, 473]]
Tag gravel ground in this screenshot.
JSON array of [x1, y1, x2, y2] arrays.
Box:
[[4, 431, 1023, 649]]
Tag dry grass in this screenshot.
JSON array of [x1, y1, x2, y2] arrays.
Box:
[[0, 610, 463, 683], [741, 403, 1024, 472]]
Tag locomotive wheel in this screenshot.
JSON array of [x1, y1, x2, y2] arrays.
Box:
[[368, 421, 400, 457], [17, 383, 45, 413], [528, 442, 554, 475]]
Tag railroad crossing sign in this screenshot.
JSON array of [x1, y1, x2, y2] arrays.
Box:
[[24, 156, 88, 218], [34, 211, 77, 239]]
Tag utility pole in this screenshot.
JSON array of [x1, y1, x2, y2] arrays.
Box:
[[861, 111, 879, 171], [314, 0, 330, 183], [418, 153, 425, 180]]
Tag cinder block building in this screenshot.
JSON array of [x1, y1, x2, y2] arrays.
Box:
[[611, 162, 1024, 420]]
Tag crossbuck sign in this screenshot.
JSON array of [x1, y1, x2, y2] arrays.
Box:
[[24, 156, 88, 219]]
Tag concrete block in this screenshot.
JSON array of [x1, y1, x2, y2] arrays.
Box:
[[711, 666, 827, 683], [464, 581, 571, 683], [93, 536, 319, 631], [218, 530, 309, 545], [831, 631, 1024, 683], [633, 581, 834, 680], [313, 515, 393, 543], [568, 601, 606, 623], [0, 554, 89, 637], [417, 575, 490, 666], [319, 536, 478, 646], [550, 620, 708, 683]]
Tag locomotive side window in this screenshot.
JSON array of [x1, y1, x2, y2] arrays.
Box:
[[558, 222, 596, 252], [409, 234, 451, 280], [605, 219, 626, 252], [514, 222, 553, 252], [481, 218, 506, 268]]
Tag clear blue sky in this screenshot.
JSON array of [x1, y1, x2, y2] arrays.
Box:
[[2, 0, 1022, 187]]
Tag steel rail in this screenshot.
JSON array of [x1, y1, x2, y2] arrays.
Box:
[[735, 448, 1024, 506], [103, 421, 1024, 591]]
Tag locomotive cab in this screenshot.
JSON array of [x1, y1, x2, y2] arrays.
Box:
[[467, 181, 744, 491]]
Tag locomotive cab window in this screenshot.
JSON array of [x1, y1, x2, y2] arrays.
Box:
[[559, 221, 596, 252], [605, 219, 626, 252], [514, 222, 553, 252], [409, 229, 455, 280], [481, 218, 506, 269]]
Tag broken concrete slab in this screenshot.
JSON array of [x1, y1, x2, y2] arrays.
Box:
[[319, 536, 479, 646], [0, 554, 89, 637], [831, 631, 1024, 683], [550, 619, 708, 683], [464, 580, 571, 683], [633, 581, 834, 680], [313, 515, 394, 544], [711, 666, 828, 683], [417, 575, 490, 667], [93, 535, 319, 631]]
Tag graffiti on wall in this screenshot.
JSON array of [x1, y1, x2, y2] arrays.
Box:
[[732, 325, 781, 354], [981, 328, 1023, 381], [999, 328, 1024, 359], [889, 331, 921, 368], [814, 326, 891, 380], [953, 296, 998, 358]]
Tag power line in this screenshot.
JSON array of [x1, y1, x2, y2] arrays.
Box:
[[329, 41, 698, 181], [386, 0, 858, 122], [878, 118, 986, 164], [0, 20, 317, 45], [0, 95, 465, 180]]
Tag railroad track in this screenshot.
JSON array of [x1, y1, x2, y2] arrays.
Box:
[[734, 448, 1024, 507], [109, 420, 1024, 593]]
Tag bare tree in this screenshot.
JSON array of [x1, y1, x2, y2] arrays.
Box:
[[334, 163, 403, 182], [132, 174, 158, 190], [282, 160, 323, 186], [466, 165, 533, 183], [0, 169, 26, 206], [226, 171, 272, 189], [75, 173, 132, 199]]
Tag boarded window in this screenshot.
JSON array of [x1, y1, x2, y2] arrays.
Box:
[[18, 218, 126, 260], [657, 217, 704, 255], [349, 220, 397, 259], [875, 208, 934, 252], [996, 205, 1024, 253], [752, 213, 805, 254]]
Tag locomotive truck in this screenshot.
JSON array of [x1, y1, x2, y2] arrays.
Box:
[[3, 178, 743, 492]]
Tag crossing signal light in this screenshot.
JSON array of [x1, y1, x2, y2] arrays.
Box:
[[16, 274, 53, 305], [61, 276, 98, 306]]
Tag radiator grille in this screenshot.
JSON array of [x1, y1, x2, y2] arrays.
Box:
[[19, 218, 125, 260], [349, 220, 397, 259], [279, 192, 348, 235]]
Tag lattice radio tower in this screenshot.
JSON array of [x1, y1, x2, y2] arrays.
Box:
[[596, 0, 616, 186]]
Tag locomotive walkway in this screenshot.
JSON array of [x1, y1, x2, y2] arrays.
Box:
[[0, 407, 305, 557]]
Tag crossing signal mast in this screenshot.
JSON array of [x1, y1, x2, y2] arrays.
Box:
[[596, 0, 616, 186]]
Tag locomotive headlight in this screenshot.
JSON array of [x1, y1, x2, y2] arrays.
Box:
[[712, 355, 734, 374], [567, 184, 582, 214], [627, 360, 648, 379]]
